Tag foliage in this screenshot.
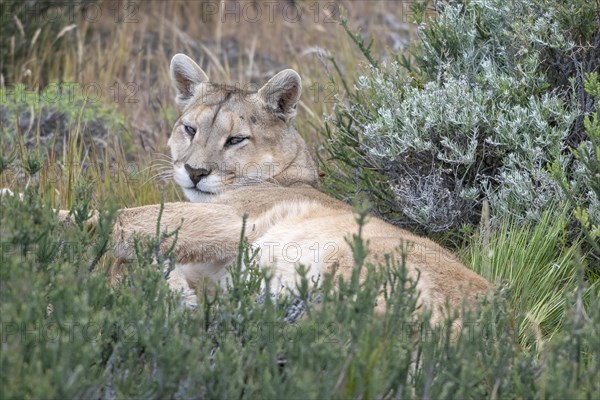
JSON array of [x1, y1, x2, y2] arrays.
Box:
[[467, 207, 599, 346], [1, 0, 599, 397], [0, 83, 130, 156], [552, 72, 600, 265], [323, 0, 599, 245], [1, 191, 599, 399], [0, 82, 180, 209]]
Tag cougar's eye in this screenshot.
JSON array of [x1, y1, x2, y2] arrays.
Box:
[[183, 124, 196, 137], [225, 136, 248, 147]]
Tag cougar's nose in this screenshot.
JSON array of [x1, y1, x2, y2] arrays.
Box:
[[184, 164, 211, 186]]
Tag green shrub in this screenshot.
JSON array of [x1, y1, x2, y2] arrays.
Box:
[[552, 72, 600, 265], [1, 190, 599, 398], [0, 83, 131, 161], [0, 84, 153, 210], [323, 0, 598, 243]]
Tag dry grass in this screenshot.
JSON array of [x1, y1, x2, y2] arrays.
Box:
[[1, 0, 417, 208]]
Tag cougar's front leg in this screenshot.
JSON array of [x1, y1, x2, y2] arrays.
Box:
[[110, 202, 252, 290]]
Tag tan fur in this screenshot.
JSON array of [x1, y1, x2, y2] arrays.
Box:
[[107, 55, 490, 322]]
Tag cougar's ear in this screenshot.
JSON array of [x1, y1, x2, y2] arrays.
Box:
[[170, 53, 209, 109], [258, 69, 302, 123]]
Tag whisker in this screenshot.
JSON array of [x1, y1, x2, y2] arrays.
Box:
[[148, 162, 173, 170], [143, 171, 173, 185], [150, 159, 174, 166], [148, 165, 173, 174], [151, 152, 173, 161], [135, 165, 171, 178]]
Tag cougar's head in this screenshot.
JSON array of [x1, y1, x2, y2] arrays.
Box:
[[168, 54, 317, 202]]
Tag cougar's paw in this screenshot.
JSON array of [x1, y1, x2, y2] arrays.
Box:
[[166, 264, 198, 309]]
